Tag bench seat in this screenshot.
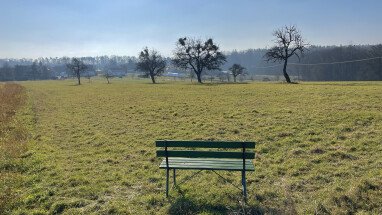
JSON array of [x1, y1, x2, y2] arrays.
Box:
[[156, 140, 256, 198], [159, 157, 254, 171]]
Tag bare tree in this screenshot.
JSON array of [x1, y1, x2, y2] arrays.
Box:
[[229, 64, 246, 82], [265, 25, 308, 83], [103, 70, 114, 84], [136, 47, 166, 84], [66, 58, 87, 85], [172, 37, 226, 83]]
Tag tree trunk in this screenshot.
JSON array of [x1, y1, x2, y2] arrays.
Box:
[[196, 72, 202, 83], [233, 75, 237, 82], [106, 77, 110, 84], [77, 72, 81, 85], [283, 58, 291, 83], [150, 75, 156, 84]]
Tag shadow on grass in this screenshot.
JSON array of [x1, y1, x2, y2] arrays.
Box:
[[189, 82, 250, 86], [272, 81, 299, 84], [168, 196, 282, 215], [143, 83, 168, 85]]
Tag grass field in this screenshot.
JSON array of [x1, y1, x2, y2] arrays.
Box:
[[1, 79, 382, 214]]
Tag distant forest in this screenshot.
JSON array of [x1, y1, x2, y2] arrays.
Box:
[[1, 44, 381, 82]]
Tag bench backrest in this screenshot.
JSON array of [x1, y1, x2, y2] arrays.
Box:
[[156, 140, 256, 160]]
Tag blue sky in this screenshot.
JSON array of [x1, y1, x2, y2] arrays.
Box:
[[0, 0, 381, 58]]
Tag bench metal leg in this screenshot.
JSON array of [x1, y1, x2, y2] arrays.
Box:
[[242, 170, 247, 201], [173, 169, 176, 187], [166, 169, 169, 197]]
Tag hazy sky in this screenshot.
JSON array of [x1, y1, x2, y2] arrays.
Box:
[[0, 0, 381, 58]]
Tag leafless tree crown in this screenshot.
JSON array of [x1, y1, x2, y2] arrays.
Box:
[[67, 58, 87, 74], [229, 63, 246, 82], [66, 58, 88, 85], [264, 25, 309, 83], [265, 25, 309, 62], [172, 37, 226, 83], [136, 47, 166, 83]]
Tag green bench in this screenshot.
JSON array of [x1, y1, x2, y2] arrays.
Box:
[[156, 140, 256, 199]]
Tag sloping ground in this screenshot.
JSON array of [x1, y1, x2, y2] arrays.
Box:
[[9, 79, 382, 214]]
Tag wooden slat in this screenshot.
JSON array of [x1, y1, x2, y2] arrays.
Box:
[[160, 162, 254, 169], [159, 158, 255, 171], [156, 150, 255, 159], [160, 165, 255, 171], [164, 157, 254, 164], [156, 140, 255, 149], [160, 161, 252, 166]]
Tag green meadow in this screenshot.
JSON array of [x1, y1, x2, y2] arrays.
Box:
[[1, 79, 382, 214]]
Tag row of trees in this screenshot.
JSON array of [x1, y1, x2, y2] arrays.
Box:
[[136, 39, 248, 84], [37, 26, 311, 84], [296, 45, 382, 81], [136, 26, 306, 84], [0, 56, 137, 69], [224, 45, 382, 82], [2, 26, 304, 84], [0, 61, 50, 81], [2, 25, 382, 83], [67, 37, 248, 84], [135, 38, 230, 84], [0, 56, 152, 82], [0, 56, 137, 82]]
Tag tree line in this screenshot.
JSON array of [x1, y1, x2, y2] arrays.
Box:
[[1, 26, 382, 83]]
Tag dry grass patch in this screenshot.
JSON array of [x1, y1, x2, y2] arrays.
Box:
[[0, 83, 29, 213]]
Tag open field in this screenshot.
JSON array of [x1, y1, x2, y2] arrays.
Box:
[[1, 79, 382, 214]]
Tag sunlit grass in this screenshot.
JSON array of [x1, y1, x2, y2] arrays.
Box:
[[4, 78, 382, 214]]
